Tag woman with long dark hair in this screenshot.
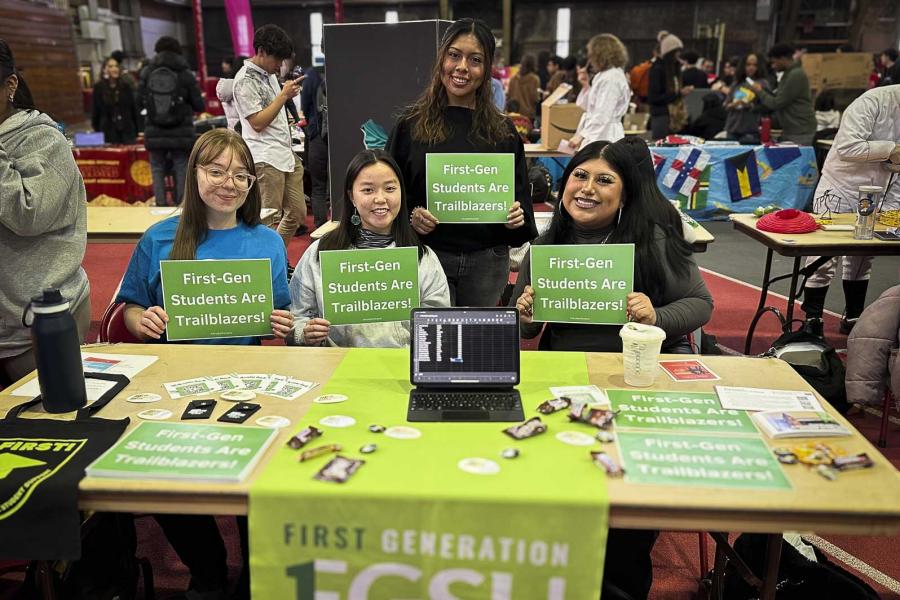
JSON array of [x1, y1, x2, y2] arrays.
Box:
[[647, 33, 694, 138], [290, 149, 450, 347], [117, 128, 293, 344], [387, 17, 536, 307], [91, 56, 138, 144], [724, 52, 769, 143], [0, 39, 91, 386]]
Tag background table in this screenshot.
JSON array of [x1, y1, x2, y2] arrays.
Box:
[[731, 212, 900, 353], [87, 206, 279, 243], [74, 145, 153, 204]]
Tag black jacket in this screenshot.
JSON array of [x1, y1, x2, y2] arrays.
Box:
[[91, 79, 138, 144], [138, 52, 204, 151], [681, 67, 710, 89], [647, 60, 679, 117]]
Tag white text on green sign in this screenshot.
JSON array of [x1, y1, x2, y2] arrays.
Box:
[[530, 244, 634, 324], [425, 153, 515, 223], [606, 389, 758, 434], [160, 258, 273, 341], [319, 247, 420, 325]]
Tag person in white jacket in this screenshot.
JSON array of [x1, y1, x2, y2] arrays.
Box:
[[801, 84, 900, 334], [567, 34, 632, 149], [290, 149, 450, 347], [215, 78, 240, 130]]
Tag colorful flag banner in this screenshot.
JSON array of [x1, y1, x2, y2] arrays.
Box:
[[652, 152, 666, 177], [677, 164, 711, 211], [662, 147, 711, 197], [763, 146, 802, 171], [725, 150, 762, 202]]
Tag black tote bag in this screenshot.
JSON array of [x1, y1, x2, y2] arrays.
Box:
[[0, 373, 130, 560]]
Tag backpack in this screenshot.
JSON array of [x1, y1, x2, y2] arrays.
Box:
[[145, 65, 185, 128], [763, 329, 848, 414], [630, 60, 653, 99], [316, 78, 328, 140]]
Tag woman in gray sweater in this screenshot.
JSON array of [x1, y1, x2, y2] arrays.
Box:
[[0, 40, 90, 385]]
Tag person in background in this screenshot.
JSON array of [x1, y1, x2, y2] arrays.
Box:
[[138, 36, 205, 206], [814, 90, 841, 131], [800, 85, 900, 335], [879, 48, 900, 86], [301, 64, 330, 229], [546, 54, 565, 93], [575, 58, 591, 109], [110, 50, 137, 88], [680, 50, 710, 89], [506, 54, 541, 122], [566, 33, 632, 148], [536, 49, 551, 90], [291, 149, 450, 347], [648, 33, 694, 138], [233, 25, 307, 249], [387, 18, 536, 307], [0, 39, 90, 386], [724, 52, 768, 143], [92, 56, 138, 144], [716, 55, 739, 87], [752, 43, 817, 145], [559, 55, 580, 102], [216, 77, 240, 130], [685, 91, 727, 139], [221, 55, 236, 78], [701, 57, 716, 84]]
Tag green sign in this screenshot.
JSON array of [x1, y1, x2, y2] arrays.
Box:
[[617, 431, 791, 490], [319, 247, 419, 326], [607, 389, 758, 434], [249, 348, 609, 600], [530, 244, 634, 324], [160, 259, 274, 341], [425, 153, 515, 223], [86, 422, 277, 482]]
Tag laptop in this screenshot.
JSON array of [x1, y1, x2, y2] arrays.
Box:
[[407, 307, 524, 422]]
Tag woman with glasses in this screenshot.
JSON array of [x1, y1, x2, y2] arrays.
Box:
[[117, 128, 293, 345]]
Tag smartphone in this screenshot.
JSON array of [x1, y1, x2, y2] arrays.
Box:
[[291, 66, 303, 80]]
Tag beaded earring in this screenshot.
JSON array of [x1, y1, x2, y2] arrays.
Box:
[[350, 206, 361, 226]]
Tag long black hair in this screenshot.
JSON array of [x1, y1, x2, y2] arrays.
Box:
[[661, 48, 681, 95], [538, 138, 693, 304], [0, 39, 37, 111], [735, 52, 768, 83], [318, 149, 425, 259]]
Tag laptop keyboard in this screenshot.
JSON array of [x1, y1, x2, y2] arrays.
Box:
[[410, 392, 522, 412]]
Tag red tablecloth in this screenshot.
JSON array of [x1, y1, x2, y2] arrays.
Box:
[[73, 144, 153, 204]]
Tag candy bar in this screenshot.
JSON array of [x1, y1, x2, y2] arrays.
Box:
[[299, 443, 342, 462], [368, 424, 385, 433], [833, 453, 874, 472], [503, 417, 547, 440], [287, 426, 322, 449], [568, 405, 617, 429], [314, 455, 365, 483], [537, 396, 571, 415], [590, 451, 625, 477], [501, 448, 519, 459], [359, 444, 377, 454], [815, 464, 837, 481]]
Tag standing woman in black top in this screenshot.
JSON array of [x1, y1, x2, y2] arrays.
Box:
[[387, 18, 537, 307], [647, 34, 694, 139], [92, 56, 138, 144]]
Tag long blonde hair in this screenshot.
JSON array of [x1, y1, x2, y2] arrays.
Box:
[[169, 129, 261, 260]]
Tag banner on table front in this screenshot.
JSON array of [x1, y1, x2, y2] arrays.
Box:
[[160, 259, 273, 341], [530, 244, 634, 324], [425, 153, 515, 223], [319, 247, 419, 325]]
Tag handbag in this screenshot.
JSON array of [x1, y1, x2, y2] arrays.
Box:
[[0, 373, 130, 560], [668, 97, 689, 133]]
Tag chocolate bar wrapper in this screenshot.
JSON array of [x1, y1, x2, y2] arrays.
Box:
[[299, 444, 342, 462], [833, 453, 874, 471], [503, 417, 547, 440], [537, 397, 572, 415], [287, 425, 322, 449], [568, 405, 617, 429], [314, 455, 365, 483], [591, 451, 625, 477]]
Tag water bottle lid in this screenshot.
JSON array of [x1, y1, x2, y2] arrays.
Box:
[[858, 185, 883, 193], [29, 289, 70, 314]]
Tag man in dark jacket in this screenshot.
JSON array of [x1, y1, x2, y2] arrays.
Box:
[[138, 36, 204, 206], [300, 64, 329, 229]]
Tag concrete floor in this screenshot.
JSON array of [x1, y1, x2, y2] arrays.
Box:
[[693, 221, 899, 316]]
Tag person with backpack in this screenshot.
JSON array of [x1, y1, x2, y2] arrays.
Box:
[[300, 64, 330, 229], [138, 36, 204, 206]]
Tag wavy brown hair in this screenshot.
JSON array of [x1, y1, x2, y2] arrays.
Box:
[[587, 34, 628, 72], [402, 18, 510, 146], [169, 129, 262, 260]]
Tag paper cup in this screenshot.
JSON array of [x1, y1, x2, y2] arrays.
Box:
[[619, 323, 666, 387]]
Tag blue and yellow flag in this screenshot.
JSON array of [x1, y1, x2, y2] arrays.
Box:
[[725, 151, 761, 202]]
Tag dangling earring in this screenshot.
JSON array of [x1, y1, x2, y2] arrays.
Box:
[[350, 206, 361, 226], [616, 205, 623, 227]]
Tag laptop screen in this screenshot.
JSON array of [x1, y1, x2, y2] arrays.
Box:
[[411, 308, 519, 386]]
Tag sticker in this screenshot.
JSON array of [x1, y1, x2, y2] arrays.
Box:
[[659, 359, 721, 381], [137, 408, 173, 421], [255, 415, 291, 428], [314, 394, 348, 404], [457, 457, 500, 475], [126, 393, 162, 404], [384, 426, 422, 440], [221, 389, 257, 402], [319, 415, 356, 428], [555, 431, 596, 446]]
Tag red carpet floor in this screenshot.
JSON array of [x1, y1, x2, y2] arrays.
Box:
[[5, 221, 896, 599]]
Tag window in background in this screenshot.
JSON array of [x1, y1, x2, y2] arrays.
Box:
[[310, 12, 325, 66], [556, 8, 571, 58], [386, 10, 399, 23]]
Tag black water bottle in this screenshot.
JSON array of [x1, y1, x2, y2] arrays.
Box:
[[22, 289, 87, 413]]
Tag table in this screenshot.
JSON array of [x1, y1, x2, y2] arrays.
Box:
[[3, 345, 899, 599], [74, 145, 153, 204], [86, 206, 279, 243], [524, 143, 572, 158], [731, 212, 900, 353]]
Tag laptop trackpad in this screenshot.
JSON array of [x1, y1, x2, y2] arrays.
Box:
[[443, 410, 490, 421]]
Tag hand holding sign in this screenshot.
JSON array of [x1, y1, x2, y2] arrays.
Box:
[[270, 309, 294, 339], [136, 306, 169, 340], [303, 318, 331, 345], [626, 292, 657, 325], [504, 201, 526, 230], [515, 285, 535, 324], [411, 207, 439, 235]]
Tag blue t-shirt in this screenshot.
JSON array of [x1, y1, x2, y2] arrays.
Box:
[[116, 216, 291, 345]]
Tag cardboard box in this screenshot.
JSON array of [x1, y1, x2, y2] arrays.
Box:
[[541, 83, 584, 149], [801, 53, 873, 90]]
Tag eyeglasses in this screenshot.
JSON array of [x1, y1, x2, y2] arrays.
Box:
[[197, 165, 256, 191]]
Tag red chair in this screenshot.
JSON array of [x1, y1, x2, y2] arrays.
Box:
[[98, 302, 141, 343]]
